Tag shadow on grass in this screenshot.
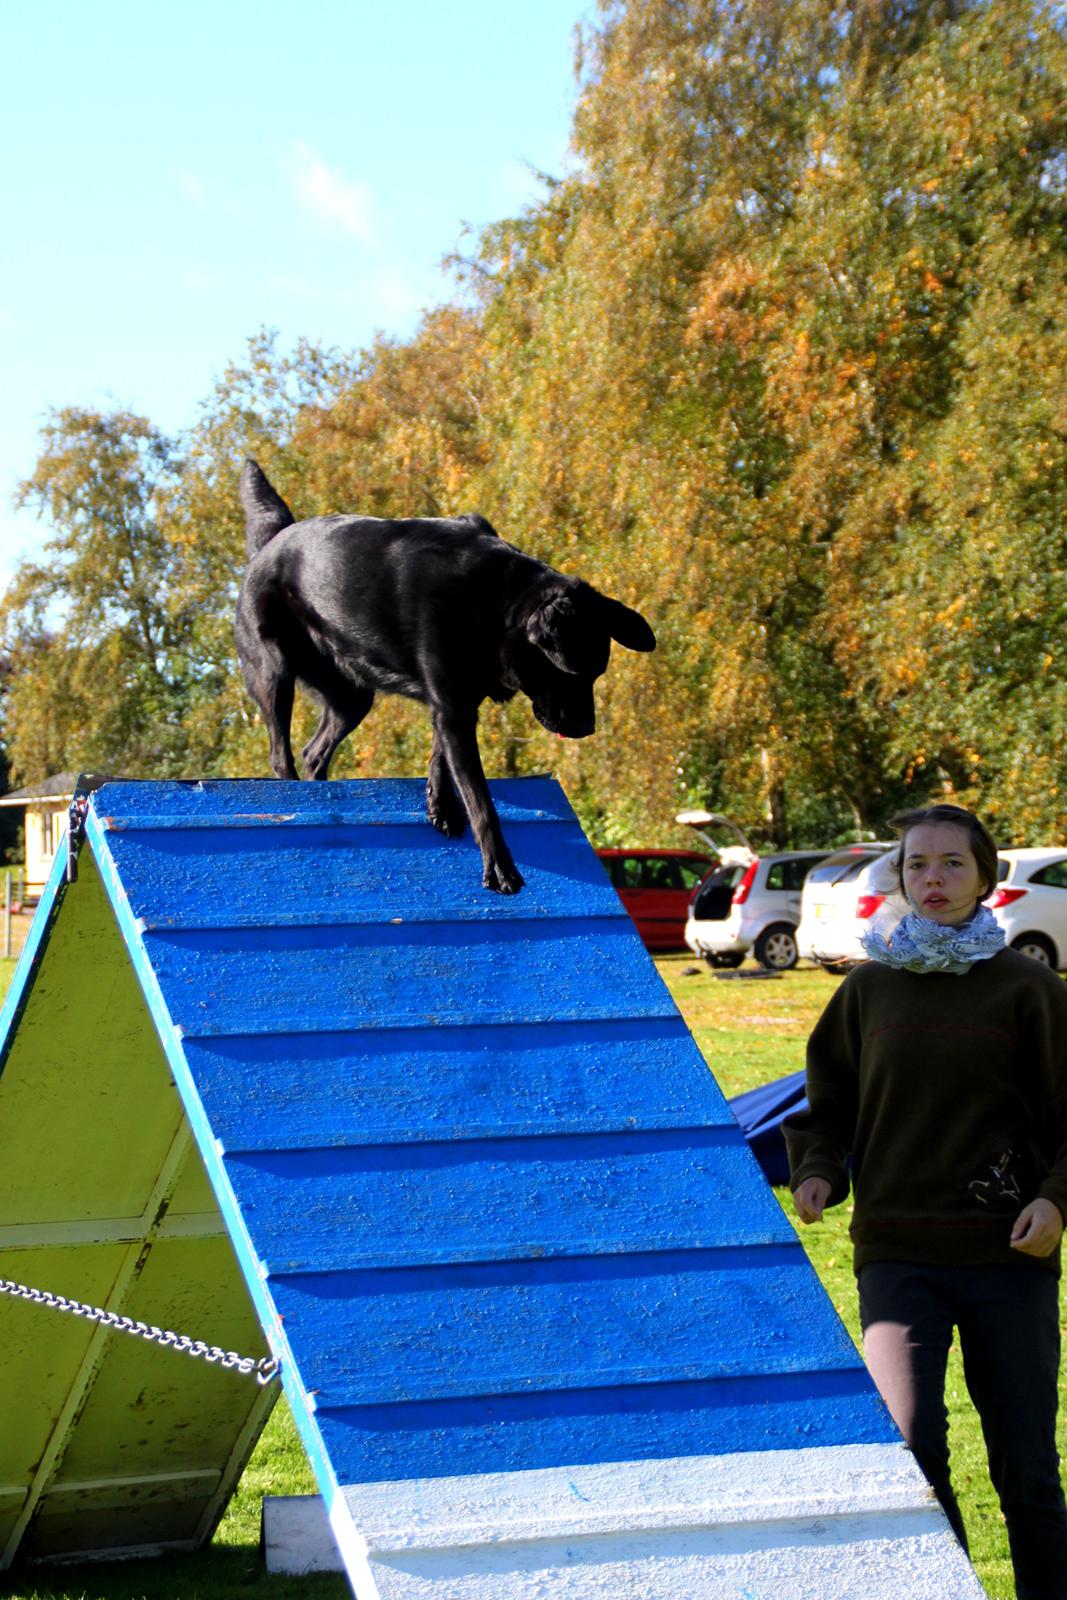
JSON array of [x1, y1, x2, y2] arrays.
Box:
[[0, 1544, 349, 1600]]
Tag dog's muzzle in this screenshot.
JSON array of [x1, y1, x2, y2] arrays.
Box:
[[534, 705, 596, 739]]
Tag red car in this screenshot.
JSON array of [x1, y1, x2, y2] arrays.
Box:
[[596, 848, 715, 951]]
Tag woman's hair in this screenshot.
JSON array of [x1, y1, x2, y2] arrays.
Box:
[[890, 803, 999, 902]]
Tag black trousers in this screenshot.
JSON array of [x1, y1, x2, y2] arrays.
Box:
[[859, 1261, 1067, 1600]]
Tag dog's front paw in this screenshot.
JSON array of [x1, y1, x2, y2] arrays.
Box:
[[484, 858, 525, 895], [427, 788, 467, 838]]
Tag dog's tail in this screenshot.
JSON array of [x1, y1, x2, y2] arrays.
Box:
[[240, 457, 295, 558]]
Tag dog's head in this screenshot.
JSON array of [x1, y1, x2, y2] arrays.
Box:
[[505, 581, 656, 738]]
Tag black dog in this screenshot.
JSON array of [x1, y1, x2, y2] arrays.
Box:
[[235, 459, 655, 893]]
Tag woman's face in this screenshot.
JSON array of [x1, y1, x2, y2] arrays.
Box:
[[901, 822, 986, 926]]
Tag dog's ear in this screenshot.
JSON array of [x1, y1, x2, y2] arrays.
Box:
[[526, 594, 582, 674], [594, 593, 656, 652]]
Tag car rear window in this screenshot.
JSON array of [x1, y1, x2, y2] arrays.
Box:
[[840, 858, 876, 883], [864, 852, 902, 893], [1029, 860, 1067, 889], [806, 852, 879, 886]]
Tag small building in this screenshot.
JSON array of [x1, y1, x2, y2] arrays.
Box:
[[0, 774, 77, 899]]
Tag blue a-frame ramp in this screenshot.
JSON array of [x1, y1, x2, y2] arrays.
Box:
[[0, 777, 983, 1596]]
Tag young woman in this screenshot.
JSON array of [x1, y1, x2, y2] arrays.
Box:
[[786, 804, 1067, 1600]]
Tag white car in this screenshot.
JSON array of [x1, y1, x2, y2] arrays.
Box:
[[988, 848, 1067, 968], [684, 850, 831, 970], [796, 845, 905, 969]]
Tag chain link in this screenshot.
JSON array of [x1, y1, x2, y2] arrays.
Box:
[[0, 1276, 280, 1385]]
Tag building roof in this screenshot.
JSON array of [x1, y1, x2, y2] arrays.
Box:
[[0, 773, 79, 807]]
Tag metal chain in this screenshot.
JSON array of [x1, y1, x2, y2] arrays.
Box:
[[0, 1276, 280, 1385]]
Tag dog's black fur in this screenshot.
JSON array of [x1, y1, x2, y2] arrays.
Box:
[[235, 458, 655, 893]]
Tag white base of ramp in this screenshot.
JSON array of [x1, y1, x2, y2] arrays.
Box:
[[288, 1443, 987, 1598], [262, 1495, 343, 1576]]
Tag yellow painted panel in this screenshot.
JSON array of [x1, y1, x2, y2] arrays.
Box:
[[55, 1237, 270, 1483], [0, 1489, 28, 1556], [22, 1472, 216, 1561], [166, 1142, 222, 1216], [0, 1243, 131, 1486], [0, 859, 184, 1225], [0, 852, 275, 1565]]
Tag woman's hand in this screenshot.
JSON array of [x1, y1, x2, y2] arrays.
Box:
[[1011, 1197, 1065, 1257], [793, 1177, 832, 1224]]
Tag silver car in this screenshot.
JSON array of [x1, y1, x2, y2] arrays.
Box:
[[684, 851, 831, 970]]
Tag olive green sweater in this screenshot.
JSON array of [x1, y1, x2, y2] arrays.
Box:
[[784, 948, 1067, 1274]]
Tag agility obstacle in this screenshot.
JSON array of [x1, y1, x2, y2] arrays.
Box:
[[0, 777, 984, 1596]]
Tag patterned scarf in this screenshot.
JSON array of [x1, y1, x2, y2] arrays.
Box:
[[861, 903, 1006, 975]]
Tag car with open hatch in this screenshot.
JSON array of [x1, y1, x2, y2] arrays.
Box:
[[685, 850, 832, 970]]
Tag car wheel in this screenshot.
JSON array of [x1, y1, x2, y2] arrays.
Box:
[[1011, 933, 1056, 966], [704, 952, 744, 969], [754, 924, 798, 971]]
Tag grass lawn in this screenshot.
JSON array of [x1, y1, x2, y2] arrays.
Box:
[[1, 951, 1057, 1598]]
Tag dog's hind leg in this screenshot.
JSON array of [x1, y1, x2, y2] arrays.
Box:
[[243, 648, 300, 780], [301, 683, 374, 780], [426, 728, 467, 838], [432, 709, 524, 894]]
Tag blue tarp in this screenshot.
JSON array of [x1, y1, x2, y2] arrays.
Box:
[[728, 1070, 807, 1187]]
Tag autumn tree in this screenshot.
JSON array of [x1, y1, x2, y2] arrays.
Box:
[[2, 409, 191, 780], [467, 0, 1066, 842]]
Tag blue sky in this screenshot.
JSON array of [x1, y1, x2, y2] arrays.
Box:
[[1, 0, 591, 581]]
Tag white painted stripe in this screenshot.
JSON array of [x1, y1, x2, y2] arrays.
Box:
[[339, 1443, 936, 1547], [326, 1494, 382, 1600], [364, 1516, 980, 1600], [325, 1445, 986, 1600]]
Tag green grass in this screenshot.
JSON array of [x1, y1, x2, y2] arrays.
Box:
[[1, 952, 1056, 1597]]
